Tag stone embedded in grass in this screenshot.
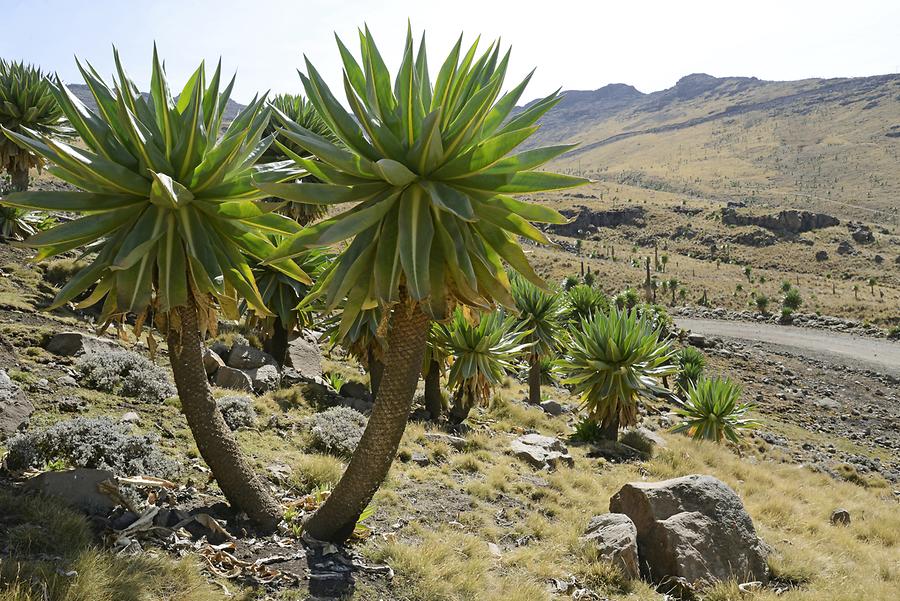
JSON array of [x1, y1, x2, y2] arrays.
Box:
[[46, 331, 120, 357], [609, 474, 769, 587], [423, 432, 467, 451], [510, 434, 574, 470], [0, 368, 33, 438], [581, 513, 640, 580], [539, 400, 565, 416], [830, 508, 851, 526], [247, 364, 280, 394]]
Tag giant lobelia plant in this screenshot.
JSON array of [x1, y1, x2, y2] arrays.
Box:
[[0, 59, 73, 192], [259, 26, 588, 542], [0, 48, 308, 529]]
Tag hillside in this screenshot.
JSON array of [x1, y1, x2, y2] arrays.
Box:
[[529, 73, 900, 223]]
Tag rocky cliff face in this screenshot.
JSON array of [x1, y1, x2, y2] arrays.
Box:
[[721, 208, 839, 234], [547, 206, 646, 237]]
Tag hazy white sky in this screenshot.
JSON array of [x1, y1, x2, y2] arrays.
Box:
[[2, 0, 899, 104]]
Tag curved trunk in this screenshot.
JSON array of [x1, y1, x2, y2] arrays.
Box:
[[423, 358, 443, 420], [167, 295, 281, 531], [10, 166, 28, 192], [448, 387, 471, 425], [527, 355, 542, 405], [367, 344, 385, 399], [304, 301, 430, 543]]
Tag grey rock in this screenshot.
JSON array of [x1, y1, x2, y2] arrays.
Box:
[[830, 508, 851, 526], [287, 333, 323, 379], [46, 332, 119, 357], [410, 452, 430, 467], [227, 344, 276, 370], [120, 411, 141, 424], [539, 400, 565, 416], [581, 513, 640, 579], [609, 474, 768, 586], [0, 369, 33, 438], [511, 434, 574, 470], [424, 432, 467, 451], [23, 468, 118, 515], [686, 333, 708, 348], [203, 347, 225, 376], [213, 366, 254, 392], [266, 462, 293, 482], [248, 364, 280, 393], [210, 340, 231, 360]]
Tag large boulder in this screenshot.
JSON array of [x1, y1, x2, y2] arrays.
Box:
[[287, 332, 323, 379], [226, 344, 277, 371], [203, 347, 225, 376], [248, 364, 280, 393], [609, 474, 768, 586], [213, 366, 254, 393], [46, 332, 119, 357], [581, 513, 640, 579], [0, 369, 33, 438], [510, 434, 574, 470], [23, 468, 118, 514]]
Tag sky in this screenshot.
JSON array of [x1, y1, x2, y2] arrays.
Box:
[[2, 0, 899, 105]]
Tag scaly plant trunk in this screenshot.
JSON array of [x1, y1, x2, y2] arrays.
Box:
[[527, 355, 542, 405], [9, 166, 28, 192], [304, 300, 430, 543], [167, 294, 281, 531], [367, 344, 385, 399], [448, 387, 472, 425], [264, 315, 290, 367], [600, 414, 620, 442], [423, 358, 443, 420]]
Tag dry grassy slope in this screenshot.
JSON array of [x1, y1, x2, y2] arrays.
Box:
[[522, 181, 900, 327], [526, 73, 900, 222]]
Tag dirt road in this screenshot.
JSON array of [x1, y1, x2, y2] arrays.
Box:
[[676, 318, 900, 378]]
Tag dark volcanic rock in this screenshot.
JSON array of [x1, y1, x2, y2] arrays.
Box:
[[847, 222, 874, 244], [721, 208, 839, 234], [548, 205, 646, 237]]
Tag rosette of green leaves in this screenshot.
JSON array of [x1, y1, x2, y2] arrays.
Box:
[[0, 48, 307, 324], [259, 27, 588, 337], [0, 59, 73, 174]]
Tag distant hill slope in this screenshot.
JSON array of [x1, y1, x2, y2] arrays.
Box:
[[66, 84, 247, 125], [530, 73, 900, 221]]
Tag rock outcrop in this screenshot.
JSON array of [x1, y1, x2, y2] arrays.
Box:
[[609, 474, 769, 586], [721, 208, 839, 234], [548, 206, 646, 237], [510, 434, 574, 470], [0, 369, 33, 438]]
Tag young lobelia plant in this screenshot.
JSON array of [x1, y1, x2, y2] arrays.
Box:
[[558, 308, 678, 440], [432, 307, 531, 424], [0, 48, 308, 530], [511, 273, 566, 405], [671, 376, 758, 444], [259, 26, 588, 541]]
